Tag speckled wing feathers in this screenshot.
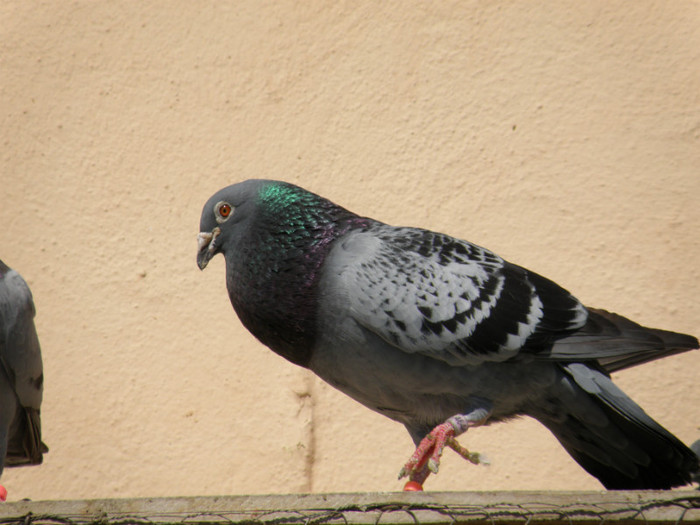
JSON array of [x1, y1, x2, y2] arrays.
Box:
[[335, 225, 588, 366]]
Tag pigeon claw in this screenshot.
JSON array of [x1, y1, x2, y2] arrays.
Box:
[[399, 421, 489, 487], [399, 421, 455, 480], [447, 437, 490, 466]]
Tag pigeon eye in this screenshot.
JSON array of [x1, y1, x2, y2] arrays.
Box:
[[214, 201, 234, 223]]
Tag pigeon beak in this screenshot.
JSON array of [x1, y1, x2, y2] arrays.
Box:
[[197, 227, 221, 270]]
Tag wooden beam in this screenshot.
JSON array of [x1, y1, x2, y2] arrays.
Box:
[[0, 491, 698, 524]]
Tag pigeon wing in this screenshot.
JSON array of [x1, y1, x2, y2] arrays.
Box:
[[546, 308, 698, 373], [331, 225, 588, 366]]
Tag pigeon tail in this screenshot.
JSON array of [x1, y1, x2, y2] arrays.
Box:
[[5, 407, 46, 468], [535, 363, 698, 489]]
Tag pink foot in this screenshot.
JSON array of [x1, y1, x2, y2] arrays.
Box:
[[398, 421, 455, 480], [398, 413, 491, 488], [0, 485, 7, 502]]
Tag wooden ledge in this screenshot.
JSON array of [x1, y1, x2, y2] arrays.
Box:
[[0, 491, 698, 524]]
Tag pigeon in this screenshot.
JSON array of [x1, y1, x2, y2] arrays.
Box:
[[692, 440, 700, 487], [0, 259, 47, 501], [197, 179, 699, 490]]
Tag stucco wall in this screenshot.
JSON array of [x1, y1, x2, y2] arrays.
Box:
[[1, 1, 698, 501]]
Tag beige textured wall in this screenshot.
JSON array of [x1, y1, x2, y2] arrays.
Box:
[[1, 1, 699, 501]]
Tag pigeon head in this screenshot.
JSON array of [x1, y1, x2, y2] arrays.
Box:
[[197, 179, 370, 366], [196, 179, 267, 271], [197, 179, 366, 271]]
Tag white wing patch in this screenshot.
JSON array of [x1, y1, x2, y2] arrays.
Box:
[[327, 225, 587, 367]]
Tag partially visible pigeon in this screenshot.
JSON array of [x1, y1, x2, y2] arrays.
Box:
[[0, 259, 47, 501], [691, 440, 700, 487], [197, 179, 699, 490]]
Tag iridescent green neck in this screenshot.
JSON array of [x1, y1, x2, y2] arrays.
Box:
[[257, 182, 306, 207], [226, 181, 369, 368], [257, 181, 328, 217]]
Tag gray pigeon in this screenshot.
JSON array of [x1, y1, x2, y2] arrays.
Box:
[[692, 440, 700, 487], [0, 259, 47, 501], [197, 179, 699, 490]]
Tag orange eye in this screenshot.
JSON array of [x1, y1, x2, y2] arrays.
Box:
[[214, 201, 234, 224], [218, 204, 231, 217]]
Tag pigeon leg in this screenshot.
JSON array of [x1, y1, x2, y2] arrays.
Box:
[[402, 464, 430, 491], [0, 425, 7, 501], [399, 409, 490, 486]]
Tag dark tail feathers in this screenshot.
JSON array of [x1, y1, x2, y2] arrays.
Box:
[[537, 363, 698, 489], [6, 407, 47, 467]]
